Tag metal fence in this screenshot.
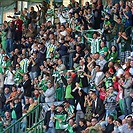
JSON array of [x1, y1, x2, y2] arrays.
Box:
[[2, 103, 41, 133]]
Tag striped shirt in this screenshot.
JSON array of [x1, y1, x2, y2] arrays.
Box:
[[88, 38, 101, 54], [46, 43, 57, 59], [20, 58, 29, 73]]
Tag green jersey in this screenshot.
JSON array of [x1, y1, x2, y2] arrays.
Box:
[[55, 113, 67, 130], [88, 38, 101, 54], [20, 58, 29, 73], [46, 43, 57, 59], [14, 68, 24, 84], [65, 84, 74, 99]]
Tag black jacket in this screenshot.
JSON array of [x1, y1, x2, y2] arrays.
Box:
[[23, 79, 32, 97], [75, 75, 88, 88], [11, 102, 22, 120], [74, 125, 87, 133], [92, 98, 105, 120], [73, 51, 85, 64], [44, 110, 56, 131], [61, 76, 75, 90], [71, 89, 87, 114], [0, 93, 6, 109]]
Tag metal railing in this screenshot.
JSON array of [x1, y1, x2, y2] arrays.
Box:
[[26, 118, 45, 133], [2, 103, 41, 133]]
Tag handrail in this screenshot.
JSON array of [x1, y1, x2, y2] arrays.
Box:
[[2, 103, 40, 133], [26, 118, 45, 133]]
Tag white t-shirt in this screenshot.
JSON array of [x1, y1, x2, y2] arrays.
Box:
[[116, 68, 124, 78], [4, 70, 15, 85], [58, 14, 67, 24], [60, 30, 67, 37], [95, 71, 104, 86]]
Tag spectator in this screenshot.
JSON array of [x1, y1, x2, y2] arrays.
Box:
[[73, 45, 85, 69], [27, 98, 34, 112], [0, 55, 11, 75], [5, 86, 18, 105], [98, 55, 107, 70], [56, 38, 68, 67], [75, 69, 89, 93], [104, 86, 117, 120], [10, 97, 22, 133], [37, 42, 47, 65], [14, 16, 23, 43], [4, 22, 15, 55], [14, 63, 24, 86], [11, 48, 20, 69], [0, 89, 6, 114], [97, 84, 106, 101], [4, 66, 15, 89], [61, 76, 75, 105], [91, 92, 105, 121], [25, 24, 36, 38], [107, 45, 118, 62], [43, 81, 55, 103], [114, 63, 124, 78], [54, 105, 68, 133], [117, 32, 131, 63], [112, 17, 124, 39], [0, 25, 6, 51], [29, 7, 37, 27], [60, 118, 76, 133], [122, 120, 133, 133], [95, 65, 104, 86], [29, 52, 40, 80], [55, 59, 66, 72], [102, 115, 114, 133], [88, 118, 101, 133], [74, 118, 87, 133], [64, 100, 75, 121], [23, 73, 32, 98], [2, 111, 11, 129], [99, 41, 108, 60], [84, 94, 93, 120], [113, 118, 123, 133], [123, 5, 132, 31], [71, 83, 87, 125], [4, 87, 10, 100], [119, 71, 133, 115], [44, 105, 56, 133]]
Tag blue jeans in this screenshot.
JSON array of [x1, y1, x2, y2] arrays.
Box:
[[46, 127, 55, 133], [61, 55, 68, 68], [11, 119, 20, 133], [6, 38, 13, 55], [124, 96, 132, 115], [29, 72, 38, 80], [69, 52, 74, 69], [118, 43, 122, 59], [100, 121, 107, 130], [82, 87, 89, 94], [105, 109, 117, 121]]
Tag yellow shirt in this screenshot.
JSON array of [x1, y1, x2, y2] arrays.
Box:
[[27, 104, 35, 112]]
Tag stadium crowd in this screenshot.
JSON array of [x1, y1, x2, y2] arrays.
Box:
[[0, 0, 133, 132]]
